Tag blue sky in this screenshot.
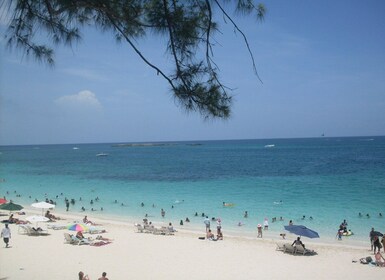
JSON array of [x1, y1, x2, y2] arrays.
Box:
[[1, 0, 384, 145]]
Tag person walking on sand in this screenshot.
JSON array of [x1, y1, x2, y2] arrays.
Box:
[[1, 224, 11, 248], [98, 272, 109, 280], [369, 228, 376, 251]]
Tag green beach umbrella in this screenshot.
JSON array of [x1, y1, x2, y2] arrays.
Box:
[[0, 202, 23, 211]]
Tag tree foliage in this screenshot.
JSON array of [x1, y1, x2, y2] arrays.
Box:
[[1, 0, 265, 119]]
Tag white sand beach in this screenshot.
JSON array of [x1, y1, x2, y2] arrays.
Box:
[[0, 210, 384, 280]]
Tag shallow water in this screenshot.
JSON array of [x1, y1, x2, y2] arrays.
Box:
[[1, 137, 385, 244]]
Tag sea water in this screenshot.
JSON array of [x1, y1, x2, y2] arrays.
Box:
[[1, 137, 385, 244]]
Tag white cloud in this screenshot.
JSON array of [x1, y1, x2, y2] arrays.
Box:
[[61, 68, 106, 81], [55, 90, 102, 109]]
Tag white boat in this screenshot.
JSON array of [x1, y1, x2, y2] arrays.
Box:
[[264, 144, 275, 148], [73, 147, 79, 150], [96, 153, 109, 157]]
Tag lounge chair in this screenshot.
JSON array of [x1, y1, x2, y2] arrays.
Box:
[[276, 243, 285, 251], [135, 223, 145, 233], [64, 233, 79, 244], [143, 225, 156, 234], [18, 224, 30, 235], [158, 226, 175, 235], [63, 233, 90, 245], [47, 224, 67, 230], [283, 243, 296, 254], [87, 226, 107, 234], [295, 245, 315, 255], [19, 225, 49, 236]]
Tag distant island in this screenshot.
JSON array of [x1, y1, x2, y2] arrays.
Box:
[[112, 142, 202, 147], [112, 143, 177, 147]]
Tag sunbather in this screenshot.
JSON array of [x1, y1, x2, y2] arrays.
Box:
[[206, 229, 216, 241], [83, 215, 97, 225], [76, 231, 85, 240], [91, 240, 111, 246], [375, 251, 385, 267], [96, 235, 113, 242], [292, 237, 305, 249], [45, 211, 57, 221]]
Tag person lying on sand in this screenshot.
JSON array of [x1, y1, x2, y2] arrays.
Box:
[[96, 235, 113, 242]]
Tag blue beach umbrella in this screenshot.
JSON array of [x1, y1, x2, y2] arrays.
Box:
[[284, 225, 320, 238]]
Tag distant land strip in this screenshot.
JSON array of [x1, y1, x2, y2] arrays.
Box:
[[112, 143, 202, 147]]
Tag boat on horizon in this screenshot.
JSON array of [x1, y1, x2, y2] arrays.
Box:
[[96, 153, 109, 157], [264, 144, 275, 148]]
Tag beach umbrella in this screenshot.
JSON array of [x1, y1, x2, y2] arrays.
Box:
[[26, 215, 50, 223], [0, 202, 23, 212], [31, 201, 55, 215], [0, 198, 7, 205], [67, 223, 88, 232], [284, 225, 320, 238]]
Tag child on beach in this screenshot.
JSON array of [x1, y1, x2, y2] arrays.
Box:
[[257, 224, 262, 238]]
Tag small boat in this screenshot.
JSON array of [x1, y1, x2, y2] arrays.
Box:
[[264, 144, 275, 148], [96, 153, 109, 157], [73, 147, 79, 150]]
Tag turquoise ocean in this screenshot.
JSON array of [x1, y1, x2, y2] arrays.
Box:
[[1, 136, 385, 244]]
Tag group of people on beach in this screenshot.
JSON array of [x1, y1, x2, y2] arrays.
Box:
[[203, 216, 223, 241]]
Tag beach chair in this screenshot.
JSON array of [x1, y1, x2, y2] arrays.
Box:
[[47, 224, 67, 230], [24, 225, 49, 236], [64, 233, 79, 244], [164, 227, 176, 235], [18, 224, 30, 235], [143, 225, 156, 234], [295, 245, 315, 255], [276, 243, 285, 251], [87, 226, 107, 234], [283, 243, 296, 254], [135, 223, 145, 233], [64, 233, 89, 245]]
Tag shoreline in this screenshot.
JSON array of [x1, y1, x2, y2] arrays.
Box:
[[10, 205, 372, 249], [1, 207, 384, 280]]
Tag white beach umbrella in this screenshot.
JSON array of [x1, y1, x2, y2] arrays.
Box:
[[26, 215, 50, 223], [31, 201, 55, 215]]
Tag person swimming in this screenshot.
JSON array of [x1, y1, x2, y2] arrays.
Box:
[[223, 202, 234, 207]]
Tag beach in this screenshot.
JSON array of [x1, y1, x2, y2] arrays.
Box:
[[1, 138, 385, 279], [0, 209, 384, 280]]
